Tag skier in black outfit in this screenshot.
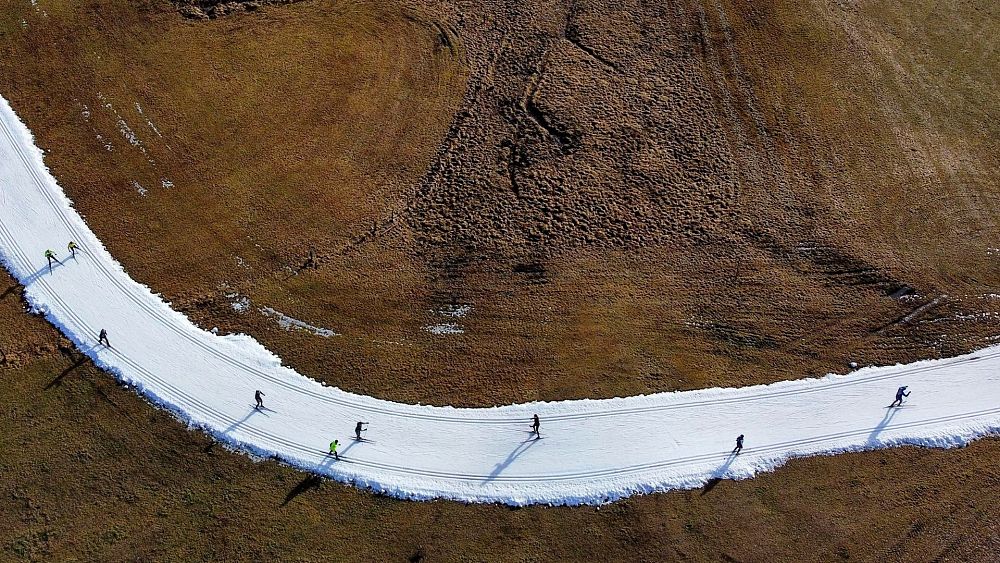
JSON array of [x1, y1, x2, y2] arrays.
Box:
[[255, 390, 265, 410], [732, 434, 744, 455], [531, 414, 541, 438], [889, 386, 910, 407], [98, 329, 110, 347], [355, 421, 368, 440]]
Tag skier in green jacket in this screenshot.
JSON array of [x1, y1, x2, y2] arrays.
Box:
[[67, 241, 80, 258], [329, 439, 340, 460], [44, 249, 60, 272]]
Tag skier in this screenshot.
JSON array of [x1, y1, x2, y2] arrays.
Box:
[[889, 386, 910, 408], [355, 421, 368, 441], [531, 414, 541, 438], [67, 241, 80, 257], [254, 390, 265, 410], [98, 328, 110, 347], [732, 434, 744, 455], [44, 249, 59, 272], [329, 439, 340, 460]]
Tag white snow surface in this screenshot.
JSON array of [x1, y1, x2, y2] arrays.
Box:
[[2, 96, 1000, 505]]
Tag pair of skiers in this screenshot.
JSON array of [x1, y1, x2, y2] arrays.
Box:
[[43, 242, 80, 272], [326, 422, 370, 460], [726, 386, 912, 456]]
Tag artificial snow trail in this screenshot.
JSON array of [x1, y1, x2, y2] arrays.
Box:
[[1, 96, 999, 506]]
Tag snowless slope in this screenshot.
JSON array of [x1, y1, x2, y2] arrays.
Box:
[[1, 96, 999, 505]]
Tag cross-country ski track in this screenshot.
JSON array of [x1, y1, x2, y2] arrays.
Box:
[[1, 96, 998, 506]]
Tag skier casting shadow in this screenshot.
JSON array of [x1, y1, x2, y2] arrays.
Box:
[[703, 435, 745, 495], [354, 421, 369, 441], [888, 386, 910, 408], [702, 449, 741, 495], [44, 249, 61, 273]]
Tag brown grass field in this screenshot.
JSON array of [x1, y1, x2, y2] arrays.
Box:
[[1, 0, 999, 560]]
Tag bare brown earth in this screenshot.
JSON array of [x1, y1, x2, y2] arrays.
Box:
[[2, 279, 999, 560], [1, 0, 1000, 559]]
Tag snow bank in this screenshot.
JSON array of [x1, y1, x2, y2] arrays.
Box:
[[1, 94, 999, 505]]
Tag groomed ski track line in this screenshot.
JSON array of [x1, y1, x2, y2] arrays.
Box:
[[1, 96, 999, 506]]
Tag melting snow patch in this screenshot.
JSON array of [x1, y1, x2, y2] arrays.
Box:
[[424, 322, 464, 335], [260, 307, 339, 337], [131, 180, 147, 196], [135, 102, 163, 137], [226, 293, 250, 313], [424, 303, 471, 335], [161, 178, 173, 189], [439, 304, 472, 318], [98, 93, 146, 154], [95, 134, 113, 151]]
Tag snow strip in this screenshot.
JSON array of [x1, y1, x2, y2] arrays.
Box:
[[260, 306, 339, 337], [1, 95, 999, 505]]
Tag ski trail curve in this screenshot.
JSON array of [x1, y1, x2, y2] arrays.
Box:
[[1, 95, 998, 505]]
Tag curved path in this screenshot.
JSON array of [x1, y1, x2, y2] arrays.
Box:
[[1, 96, 998, 505]]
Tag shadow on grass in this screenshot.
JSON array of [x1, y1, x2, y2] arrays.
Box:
[[282, 475, 323, 507], [45, 345, 97, 390], [0, 283, 22, 302], [701, 451, 739, 496]]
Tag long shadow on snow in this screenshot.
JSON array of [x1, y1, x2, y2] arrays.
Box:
[[224, 407, 268, 435], [22, 261, 66, 286], [867, 404, 903, 445], [484, 438, 540, 483], [701, 451, 739, 495]]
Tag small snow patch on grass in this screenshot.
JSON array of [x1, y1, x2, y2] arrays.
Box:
[[423, 323, 464, 335], [226, 293, 250, 313], [131, 180, 147, 196], [439, 304, 472, 318], [424, 303, 471, 335], [95, 134, 113, 151], [136, 102, 163, 137], [98, 93, 146, 154], [260, 307, 339, 337]]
